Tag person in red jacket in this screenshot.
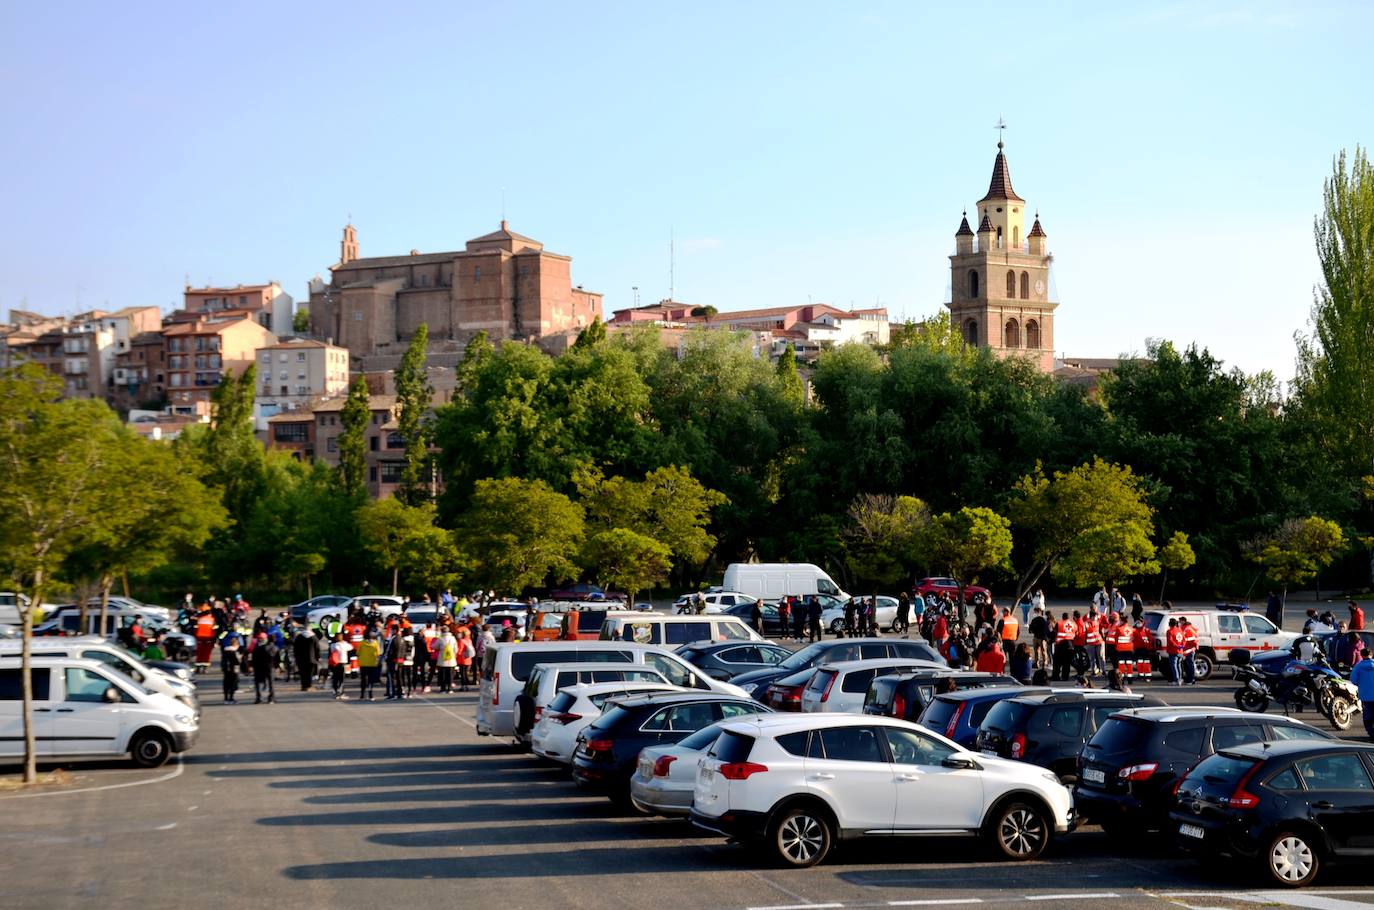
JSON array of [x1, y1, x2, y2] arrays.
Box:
[[1052, 613, 1077, 681], [1349, 600, 1366, 632], [1114, 619, 1136, 679], [1083, 613, 1104, 676], [1179, 618, 1200, 685], [976, 638, 1007, 673], [1164, 618, 1185, 685], [1133, 620, 1154, 681]]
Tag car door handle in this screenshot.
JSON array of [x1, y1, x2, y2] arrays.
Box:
[[55, 708, 74, 713], [1313, 801, 1335, 809], [808, 773, 836, 781], [33, 708, 51, 713], [896, 773, 922, 782]]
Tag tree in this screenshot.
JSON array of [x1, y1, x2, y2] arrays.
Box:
[[775, 342, 804, 404], [575, 465, 727, 574], [462, 477, 585, 594], [691, 305, 718, 322], [292, 308, 311, 334], [1157, 531, 1197, 603], [581, 528, 672, 605], [1295, 147, 1374, 488], [357, 498, 437, 595], [337, 376, 371, 496], [395, 324, 434, 506], [0, 367, 121, 783], [397, 526, 466, 600], [843, 494, 929, 591], [572, 317, 607, 349], [919, 506, 1013, 605], [1247, 516, 1347, 604], [1008, 459, 1158, 600]]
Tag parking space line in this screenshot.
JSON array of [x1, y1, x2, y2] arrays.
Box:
[[747, 904, 845, 910], [1025, 895, 1119, 902], [415, 695, 477, 727], [889, 900, 985, 906], [0, 756, 183, 799]]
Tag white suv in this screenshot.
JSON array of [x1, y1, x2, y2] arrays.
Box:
[[691, 713, 1074, 867]]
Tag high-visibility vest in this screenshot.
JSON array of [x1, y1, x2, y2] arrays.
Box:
[[1115, 626, 1135, 650], [1166, 628, 1185, 655], [1055, 620, 1076, 644], [1134, 627, 1153, 651], [1181, 626, 1198, 651], [1000, 616, 1019, 641], [194, 614, 216, 640], [1084, 619, 1102, 646]]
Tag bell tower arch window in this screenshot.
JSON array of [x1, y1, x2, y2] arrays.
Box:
[[1005, 318, 1021, 349], [1020, 271, 1030, 299], [965, 319, 979, 345], [1025, 319, 1041, 349], [1006, 270, 1016, 298], [968, 269, 979, 298]]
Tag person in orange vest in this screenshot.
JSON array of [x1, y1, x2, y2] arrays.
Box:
[[193, 607, 217, 675], [1164, 618, 1185, 685], [1114, 618, 1136, 680], [997, 607, 1019, 645], [1132, 620, 1154, 681], [1179, 617, 1200, 685], [1104, 612, 1118, 672], [1053, 612, 1077, 681], [1083, 612, 1104, 676]]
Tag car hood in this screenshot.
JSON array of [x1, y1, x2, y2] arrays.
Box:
[[728, 668, 785, 687]]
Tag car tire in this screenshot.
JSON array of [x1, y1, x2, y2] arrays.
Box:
[[769, 804, 833, 868], [985, 800, 1050, 861], [513, 695, 535, 735], [1263, 830, 1320, 887], [829, 619, 843, 634], [129, 730, 172, 768], [1192, 653, 1214, 681]]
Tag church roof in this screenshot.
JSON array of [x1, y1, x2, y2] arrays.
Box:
[[977, 213, 994, 233], [955, 213, 974, 236], [468, 220, 540, 246], [978, 144, 1025, 203], [1028, 217, 1046, 237]]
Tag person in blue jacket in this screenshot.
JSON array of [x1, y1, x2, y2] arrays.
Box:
[[1350, 648, 1374, 742]]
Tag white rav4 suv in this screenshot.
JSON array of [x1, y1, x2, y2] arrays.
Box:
[[691, 713, 1074, 867]]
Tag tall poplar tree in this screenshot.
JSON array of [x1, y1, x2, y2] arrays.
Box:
[[395, 324, 434, 505], [337, 375, 371, 496]]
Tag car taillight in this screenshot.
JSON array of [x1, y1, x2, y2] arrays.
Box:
[[719, 762, 769, 780], [551, 712, 582, 725], [892, 694, 907, 719], [586, 739, 613, 754], [1010, 732, 1026, 758], [1118, 762, 1158, 782], [945, 703, 965, 739], [653, 755, 677, 777], [493, 671, 499, 705], [1228, 762, 1263, 809], [820, 673, 837, 703]]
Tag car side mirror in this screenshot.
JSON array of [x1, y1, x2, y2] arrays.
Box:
[[102, 686, 121, 703], [942, 755, 979, 771]]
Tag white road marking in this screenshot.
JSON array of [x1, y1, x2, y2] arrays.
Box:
[[1025, 895, 1120, 902], [0, 756, 183, 799], [154, 823, 176, 830], [1233, 892, 1374, 910], [889, 900, 985, 906], [747, 904, 845, 910], [415, 695, 476, 727]]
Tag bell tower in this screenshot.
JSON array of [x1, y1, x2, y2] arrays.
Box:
[[946, 135, 1057, 372], [341, 223, 359, 265]]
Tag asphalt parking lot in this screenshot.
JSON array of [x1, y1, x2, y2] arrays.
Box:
[[2, 663, 1372, 910]]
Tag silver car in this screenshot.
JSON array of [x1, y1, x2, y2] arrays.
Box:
[[630, 714, 770, 815]]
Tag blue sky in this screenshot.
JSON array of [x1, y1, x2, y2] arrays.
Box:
[[2, 1, 1368, 379]]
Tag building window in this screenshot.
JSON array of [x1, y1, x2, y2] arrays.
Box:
[[296, 385, 308, 395], [1020, 271, 1030, 300], [1026, 319, 1041, 349], [280, 385, 288, 395], [379, 462, 404, 484], [369, 466, 378, 483], [297, 352, 306, 362], [1013, 226, 1020, 247], [968, 270, 979, 298], [239, 295, 248, 306], [369, 436, 378, 451], [1006, 270, 1016, 298], [1005, 318, 1021, 349], [419, 274, 429, 287], [474, 266, 481, 282], [386, 431, 405, 449], [354, 312, 363, 321], [273, 423, 309, 443], [327, 436, 338, 452], [964, 319, 979, 345]]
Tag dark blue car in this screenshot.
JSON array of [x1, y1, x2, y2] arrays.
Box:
[[916, 685, 1048, 748]]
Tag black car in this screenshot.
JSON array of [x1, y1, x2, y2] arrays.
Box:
[[864, 670, 1023, 723], [678, 641, 793, 681], [722, 602, 790, 637], [1075, 706, 1336, 834], [1169, 740, 1374, 887], [729, 638, 943, 702], [975, 690, 1164, 781], [571, 692, 766, 802]]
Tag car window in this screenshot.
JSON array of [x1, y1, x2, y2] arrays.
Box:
[[968, 701, 999, 728], [1244, 615, 1277, 635], [1211, 723, 1268, 751], [1164, 726, 1206, 754], [663, 623, 695, 646], [645, 654, 695, 688], [1294, 753, 1374, 791], [0, 667, 50, 700], [665, 702, 717, 731], [817, 725, 886, 763], [65, 667, 129, 703], [883, 727, 956, 766], [1267, 767, 1302, 791], [1217, 615, 1242, 634], [1267, 723, 1330, 742], [1090, 705, 1124, 731], [826, 644, 860, 663], [759, 646, 788, 665], [860, 644, 888, 660], [721, 646, 758, 664], [719, 702, 756, 719], [642, 707, 672, 731], [842, 669, 879, 693], [718, 622, 752, 641], [776, 731, 809, 756], [621, 622, 658, 644], [79, 649, 145, 684], [1048, 707, 1082, 737]]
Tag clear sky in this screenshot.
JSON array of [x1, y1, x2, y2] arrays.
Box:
[[2, 1, 1369, 379]]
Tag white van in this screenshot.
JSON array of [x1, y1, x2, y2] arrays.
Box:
[[477, 641, 748, 738], [598, 611, 762, 647], [0, 657, 199, 767], [722, 563, 848, 602], [512, 662, 674, 743], [0, 637, 199, 716]]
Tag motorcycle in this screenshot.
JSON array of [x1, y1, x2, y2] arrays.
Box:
[[1231, 649, 1360, 731]]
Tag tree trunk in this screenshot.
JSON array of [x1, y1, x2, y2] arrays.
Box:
[[307, 575, 314, 601], [21, 569, 45, 785], [121, 571, 130, 598], [99, 574, 113, 639], [392, 566, 399, 597], [1158, 569, 1168, 606], [77, 583, 89, 635]]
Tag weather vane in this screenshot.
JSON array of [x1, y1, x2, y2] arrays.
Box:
[[995, 116, 1007, 146]]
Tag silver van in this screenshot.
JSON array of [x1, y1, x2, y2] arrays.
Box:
[[598, 612, 762, 647]]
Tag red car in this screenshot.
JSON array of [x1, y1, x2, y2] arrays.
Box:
[[915, 576, 992, 603]]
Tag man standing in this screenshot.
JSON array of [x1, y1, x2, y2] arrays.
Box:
[[1052, 612, 1076, 682], [1349, 600, 1365, 632], [896, 591, 911, 637], [250, 631, 278, 704], [293, 625, 319, 691], [749, 598, 764, 637], [1266, 591, 1284, 630], [1029, 606, 1049, 669], [807, 596, 823, 644], [1350, 648, 1374, 742]]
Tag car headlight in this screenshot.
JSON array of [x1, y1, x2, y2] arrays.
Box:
[[177, 695, 196, 710], [175, 715, 193, 726], [1042, 771, 1062, 785]]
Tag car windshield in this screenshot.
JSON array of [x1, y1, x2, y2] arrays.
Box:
[[678, 722, 726, 751], [919, 697, 960, 731], [1182, 753, 1260, 791], [778, 642, 827, 671], [981, 700, 1032, 732], [1086, 718, 1151, 754], [547, 692, 577, 713]]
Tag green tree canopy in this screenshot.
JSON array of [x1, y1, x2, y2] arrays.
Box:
[[337, 375, 371, 496], [1247, 516, 1347, 599], [844, 493, 929, 590], [581, 528, 672, 604], [358, 498, 439, 595], [395, 324, 434, 505], [461, 477, 585, 595], [919, 506, 1013, 601]]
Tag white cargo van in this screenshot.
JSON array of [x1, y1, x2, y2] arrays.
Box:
[[476, 641, 748, 738], [0, 657, 199, 767], [722, 563, 848, 602], [598, 611, 763, 646]]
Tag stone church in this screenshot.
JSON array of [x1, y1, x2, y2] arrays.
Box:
[[947, 140, 1057, 372], [309, 222, 603, 356]]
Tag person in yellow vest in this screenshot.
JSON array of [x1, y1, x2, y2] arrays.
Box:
[[437, 627, 459, 693], [997, 607, 1019, 645], [355, 629, 382, 701]]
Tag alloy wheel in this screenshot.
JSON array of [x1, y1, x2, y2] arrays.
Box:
[[999, 807, 1046, 857], [779, 813, 825, 864]]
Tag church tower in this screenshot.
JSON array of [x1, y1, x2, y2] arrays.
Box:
[[340, 223, 359, 265], [947, 139, 1057, 372]]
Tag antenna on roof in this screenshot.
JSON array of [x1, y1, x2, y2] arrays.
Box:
[[669, 227, 675, 302], [500, 187, 506, 224]]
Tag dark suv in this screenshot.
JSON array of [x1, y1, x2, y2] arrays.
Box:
[[1169, 740, 1374, 887], [728, 638, 942, 702], [1075, 706, 1336, 835], [975, 690, 1163, 780], [571, 692, 764, 803], [864, 670, 1022, 724]]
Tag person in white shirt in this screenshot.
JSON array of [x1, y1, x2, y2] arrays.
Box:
[[328, 634, 353, 699]]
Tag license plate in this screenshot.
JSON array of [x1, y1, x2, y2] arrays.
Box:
[[982, 750, 998, 757], [1083, 768, 1105, 784], [700, 766, 714, 781], [1179, 823, 1205, 839]]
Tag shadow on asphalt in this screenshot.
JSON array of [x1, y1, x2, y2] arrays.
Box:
[[283, 843, 733, 880], [367, 817, 709, 849], [190, 743, 501, 765]]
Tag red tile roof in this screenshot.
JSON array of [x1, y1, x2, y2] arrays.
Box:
[[1028, 217, 1046, 238], [977, 213, 994, 233], [955, 213, 974, 236], [978, 144, 1024, 203]]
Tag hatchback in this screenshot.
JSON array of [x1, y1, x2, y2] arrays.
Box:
[[530, 681, 678, 764], [678, 641, 793, 681], [865, 670, 1024, 723], [800, 658, 947, 714], [730, 638, 943, 702], [1074, 706, 1335, 835], [1169, 740, 1374, 887], [631, 714, 770, 816], [975, 690, 1164, 781], [917, 686, 1047, 749]]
